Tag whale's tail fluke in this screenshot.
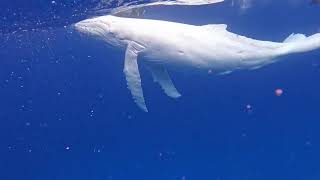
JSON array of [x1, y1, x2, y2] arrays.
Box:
[[282, 33, 320, 55]]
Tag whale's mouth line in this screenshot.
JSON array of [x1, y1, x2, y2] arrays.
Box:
[[74, 20, 113, 45], [74, 18, 111, 35]]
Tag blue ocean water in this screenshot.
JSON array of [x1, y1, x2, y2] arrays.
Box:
[[1, 0, 320, 180]]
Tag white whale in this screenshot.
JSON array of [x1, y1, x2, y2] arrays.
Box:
[[75, 15, 320, 112]]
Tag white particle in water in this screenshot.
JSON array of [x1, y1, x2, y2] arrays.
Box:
[[89, 109, 94, 117], [305, 141, 312, 146]]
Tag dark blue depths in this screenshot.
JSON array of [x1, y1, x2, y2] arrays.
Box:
[[0, 1, 320, 180]]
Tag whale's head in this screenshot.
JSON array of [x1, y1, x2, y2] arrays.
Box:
[[74, 15, 126, 47], [74, 16, 113, 38]]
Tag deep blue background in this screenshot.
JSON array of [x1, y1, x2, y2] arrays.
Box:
[[1, 0, 320, 180]]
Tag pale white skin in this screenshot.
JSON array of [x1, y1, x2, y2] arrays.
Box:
[[75, 15, 320, 111]]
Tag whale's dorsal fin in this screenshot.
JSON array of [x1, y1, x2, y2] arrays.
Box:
[[123, 41, 148, 112], [202, 24, 227, 31], [283, 33, 307, 43], [146, 64, 181, 98]]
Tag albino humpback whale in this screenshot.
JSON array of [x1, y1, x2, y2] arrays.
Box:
[[75, 15, 320, 112]]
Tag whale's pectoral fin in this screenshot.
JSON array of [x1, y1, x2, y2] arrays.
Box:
[[123, 42, 148, 112], [147, 64, 181, 98]]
